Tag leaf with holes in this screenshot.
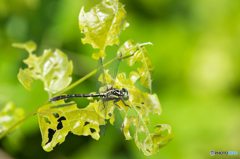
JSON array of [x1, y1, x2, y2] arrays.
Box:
[[13, 41, 73, 96], [0, 102, 25, 135], [98, 70, 173, 156], [38, 100, 105, 152], [79, 0, 129, 59], [117, 39, 154, 92]]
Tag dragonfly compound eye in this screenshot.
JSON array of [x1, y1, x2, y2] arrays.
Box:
[[124, 92, 129, 99]]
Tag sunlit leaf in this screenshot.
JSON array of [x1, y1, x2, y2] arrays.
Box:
[[99, 70, 172, 155], [17, 68, 33, 91], [13, 41, 73, 95], [118, 39, 154, 91], [0, 102, 25, 135], [38, 100, 105, 152], [79, 0, 129, 60]]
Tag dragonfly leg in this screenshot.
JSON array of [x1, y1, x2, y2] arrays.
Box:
[[113, 98, 121, 108], [120, 98, 130, 107], [101, 100, 106, 112]]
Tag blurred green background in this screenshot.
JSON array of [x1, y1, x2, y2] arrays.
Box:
[[0, 0, 240, 158]]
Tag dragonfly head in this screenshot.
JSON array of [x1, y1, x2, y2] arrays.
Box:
[[122, 88, 129, 99]]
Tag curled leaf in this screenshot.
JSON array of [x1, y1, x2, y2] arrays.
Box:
[[14, 41, 73, 95], [100, 70, 172, 155], [118, 40, 154, 92], [79, 0, 129, 59], [0, 102, 25, 135]]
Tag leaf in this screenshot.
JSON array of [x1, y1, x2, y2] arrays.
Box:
[[99, 70, 172, 155], [79, 0, 129, 60], [17, 68, 33, 91], [118, 39, 154, 92], [38, 100, 105, 152], [0, 102, 25, 135], [13, 41, 73, 95]]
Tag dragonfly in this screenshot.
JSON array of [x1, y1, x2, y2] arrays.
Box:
[[49, 53, 130, 136]]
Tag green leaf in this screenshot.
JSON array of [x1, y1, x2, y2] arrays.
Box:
[[14, 41, 73, 96], [99, 70, 172, 155], [38, 100, 105, 152], [0, 102, 25, 135], [79, 0, 129, 60], [118, 39, 154, 91], [17, 68, 33, 91]]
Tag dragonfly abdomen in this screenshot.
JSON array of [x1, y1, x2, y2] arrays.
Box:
[[49, 94, 104, 101]]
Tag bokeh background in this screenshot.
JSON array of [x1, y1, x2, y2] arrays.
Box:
[[0, 0, 240, 158]]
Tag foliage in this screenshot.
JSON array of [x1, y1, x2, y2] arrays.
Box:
[[1, 0, 173, 156], [13, 41, 73, 96], [0, 102, 24, 135], [79, 0, 129, 60], [118, 40, 154, 92]]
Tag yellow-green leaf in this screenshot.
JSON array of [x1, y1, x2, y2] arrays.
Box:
[[14, 41, 73, 96], [99, 70, 172, 155], [38, 100, 105, 152], [0, 102, 25, 135], [17, 68, 33, 91], [118, 39, 154, 91], [79, 0, 129, 60]]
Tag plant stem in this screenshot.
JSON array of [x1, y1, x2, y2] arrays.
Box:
[[0, 56, 118, 139]]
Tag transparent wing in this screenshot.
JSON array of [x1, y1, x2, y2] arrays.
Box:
[[95, 57, 106, 92], [113, 107, 124, 134], [108, 53, 122, 86], [97, 57, 108, 136], [109, 53, 125, 134], [99, 99, 107, 136]]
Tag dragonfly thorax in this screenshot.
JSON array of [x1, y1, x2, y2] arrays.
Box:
[[99, 86, 129, 99]]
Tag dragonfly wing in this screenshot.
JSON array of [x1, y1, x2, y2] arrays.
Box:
[[99, 99, 107, 136], [108, 53, 122, 86], [113, 107, 124, 134]]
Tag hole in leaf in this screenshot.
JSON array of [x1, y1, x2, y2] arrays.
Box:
[[57, 116, 66, 130], [141, 102, 144, 105], [57, 116, 66, 122], [160, 140, 167, 145], [90, 128, 96, 133], [137, 131, 147, 141], [136, 106, 141, 111], [53, 63, 58, 68], [161, 129, 168, 136], [45, 128, 55, 145], [52, 76, 58, 80], [146, 149, 151, 153], [142, 114, 146, 119], [108, 113, 112, 117], [44, 117, 51, 124], [52, 113, 59, 118], [84, 121, 90, 126], [57, 122, 63, 130]]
